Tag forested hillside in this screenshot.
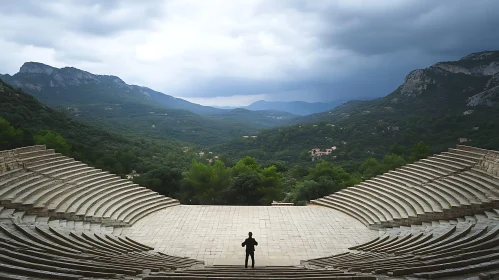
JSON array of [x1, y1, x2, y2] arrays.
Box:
[[213, 51, 499, 169], [0, 77, 422, 205], [0, 62, 296, 145], [0, 78, 198, 188]]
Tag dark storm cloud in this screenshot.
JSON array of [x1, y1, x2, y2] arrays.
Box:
[[195, 0, 499, 102], [1, 0, 499, 105], [316, 0, 499, 57]]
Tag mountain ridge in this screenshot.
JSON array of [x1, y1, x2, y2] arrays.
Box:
[[213, 50, 499, 166], [0, 62, 297, 145]]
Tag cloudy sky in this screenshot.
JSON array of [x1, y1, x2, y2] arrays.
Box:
[[1, 0, 499, 106]]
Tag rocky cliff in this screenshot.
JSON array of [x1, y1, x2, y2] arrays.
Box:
[[467, 73, 499, 107], [389, 50, 499, 109], [6, 62, 127, 89]]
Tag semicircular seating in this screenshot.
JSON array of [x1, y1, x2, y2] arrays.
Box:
[[304, 211, 499, 279], [2, 144, 499, 279], [0, 221, 203, 279], [312, 145, 499, 228], [0, 145, 179, 226]]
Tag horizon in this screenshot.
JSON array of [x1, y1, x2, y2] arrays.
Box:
[[1, 1, 499, 106]]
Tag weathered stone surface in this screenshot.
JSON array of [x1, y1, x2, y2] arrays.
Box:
[[124, 205, 378, 266], [399, 69, 435, 97]]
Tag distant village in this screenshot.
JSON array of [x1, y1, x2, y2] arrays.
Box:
[[310, 146, 338, 161], [183, 146, 220, 163]]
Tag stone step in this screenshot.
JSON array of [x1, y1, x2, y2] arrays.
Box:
[[0, 174, 44, 201], [354, 183, 411, 219], [433, 180, 478, 205], [396, 165, 435, 181], [422, 157, 470, 170], [414, 160, 456, 174], [336, 190, 395, 222], [0, 169, 26, 183], [322, 195, 382, 224], [22, 153, 65, 167], [341, 188, 402, 220], [16, 149, 55, 160], [9, 177, 54, 204], [380, 174, 442, 212], [371, 178, 425, 215], [63, 181, 137, 216], [433, 153, 477, 166], [75, 183, 143, 217], [443, 177, 490, 203], [310, 199, 370, 227], [57, 168, 104, 182], [97, 189, 157, 218], [29, 157, 75, 172], [448, 148, 486, 160], [120, 197, 174, 223]]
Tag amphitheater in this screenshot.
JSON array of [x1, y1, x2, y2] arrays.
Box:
[[1, 145, 499, 279]]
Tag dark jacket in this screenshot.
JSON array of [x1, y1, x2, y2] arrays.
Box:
[[242, 237, 258, 252]]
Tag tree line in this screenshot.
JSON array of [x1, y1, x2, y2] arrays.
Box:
[[134, 141, 432, 205], [1, 115, 432, 205]]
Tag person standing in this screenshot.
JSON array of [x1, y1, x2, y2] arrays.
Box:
[[241, 232, 258, 268]]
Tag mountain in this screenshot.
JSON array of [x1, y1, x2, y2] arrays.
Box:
[[0, 77, 197, 175], [0, 62, 296, 145], [213, 50, 499, 167], [0, 62, 221, 115], [245, 100, 346, 116], [302, 51, 499, 122]]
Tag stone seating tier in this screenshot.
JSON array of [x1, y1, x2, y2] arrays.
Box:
[[0, 222, 203, 279], [311, 146, 499, 228], [304, 212, 499, 278], [1, 144, 499, 279], [0, 146, 179, 226]]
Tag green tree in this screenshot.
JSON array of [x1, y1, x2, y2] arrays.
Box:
[[0, 117, 25, 150], [134, 167, 183, 198], [289, 161, 354, 203], [232, 156, 260, 176], [226, 173, 261, 205], [410, 141, 431, 162], [381, 153, 406, 172], [258, 165, 284, 205], [359, 157, 381, 179], [182, 160, 231, 204], [34, 130, 72, 154], [306, 161, 350, 183], [389, 144, 406, 155]]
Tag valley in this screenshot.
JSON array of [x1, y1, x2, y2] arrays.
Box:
[[1, 50, 499, 206]]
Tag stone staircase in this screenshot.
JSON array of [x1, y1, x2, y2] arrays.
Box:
[[142, 265, 375, 279]]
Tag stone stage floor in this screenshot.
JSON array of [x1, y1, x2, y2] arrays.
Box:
[[123, 205, 379, 266]]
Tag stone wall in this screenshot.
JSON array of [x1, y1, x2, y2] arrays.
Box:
[[456, 145, 489, 154], [0, 145, 45, 172], [480, 150, 499, 177], [458, 145, 499, 177], [0, 151, 21, 172]]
